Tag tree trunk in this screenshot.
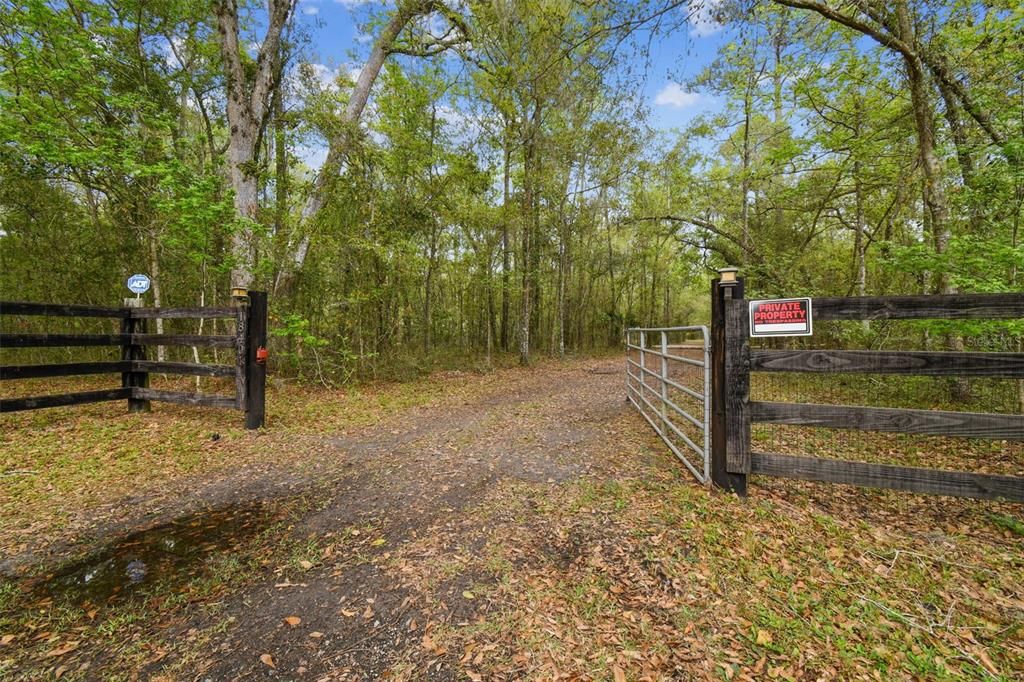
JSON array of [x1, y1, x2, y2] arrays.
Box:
[[501, 130, 511, 352], [740, 73, 753, 261], [937, 78, 982, 234], [852, 95, 869, 331], [895, 0, 967, 401], [519, 130, 535, 366], [215, 0, 294, 292], [557, 217, 566, 358], [519, 98, 542, 366], [423, 105, 440, 355], [274, 83, 288, 239], [148, 230, 165, 362], [276, 0, 459, 294], [853, 164, 869, 332], [604, 191, 618, 345], [771, 17, 785, 235]]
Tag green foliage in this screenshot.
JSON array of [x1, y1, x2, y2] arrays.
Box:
[[1, 0, 1021, 382]]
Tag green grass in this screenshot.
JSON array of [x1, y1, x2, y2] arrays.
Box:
[[989, 512, 1024, 537]]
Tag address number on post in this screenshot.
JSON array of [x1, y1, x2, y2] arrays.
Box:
[[749, 298, 813, 337]]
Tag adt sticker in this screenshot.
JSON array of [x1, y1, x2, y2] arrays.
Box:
[[127, 274, 151, 295]]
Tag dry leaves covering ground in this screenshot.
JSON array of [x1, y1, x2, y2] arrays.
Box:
[[0, 357, 1021, 681]]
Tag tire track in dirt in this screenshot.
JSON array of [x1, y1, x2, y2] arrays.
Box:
[[148, 358, 646, 679]]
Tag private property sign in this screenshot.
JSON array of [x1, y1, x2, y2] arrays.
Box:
[[749, 298, 813, 337]]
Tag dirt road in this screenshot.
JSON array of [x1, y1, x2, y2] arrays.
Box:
[[3, 357, 1021, 680], [171, 358, 645, 679]]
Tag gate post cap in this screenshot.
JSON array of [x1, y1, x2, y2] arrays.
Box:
[[717, 267, 739, 285]]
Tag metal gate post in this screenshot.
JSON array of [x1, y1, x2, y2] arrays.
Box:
[[639, 330, 648, 429], [624, 329, 633, 402], [702, 327, 711, 482], [710, 274, 747, 495], [660, 331, 669, 432]]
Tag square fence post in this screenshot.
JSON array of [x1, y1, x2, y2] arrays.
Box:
[[121, 298, 150, 413], [710, 278, 747, 495], [639, 330, 648, 425], [723, 285, 751, 483], [244, 290, 268, 429]]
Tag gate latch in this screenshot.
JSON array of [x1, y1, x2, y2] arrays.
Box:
[[255, 346, 269, 365]]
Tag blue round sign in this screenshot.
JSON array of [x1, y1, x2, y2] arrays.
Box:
[[127, 274, 151, 295]]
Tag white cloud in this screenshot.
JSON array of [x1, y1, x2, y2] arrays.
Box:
[[654, 83, 702, 108], [302, 5, 319, 14], [335, 0, 373, 7], [354, 31, 373, 44], [308, 63, 337, 90], [300, 62, 362, 92], [689, 0, 724, 38]]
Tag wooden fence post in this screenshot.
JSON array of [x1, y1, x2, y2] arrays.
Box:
[[245, 290, 268, 429], [121, 298, 150, 412], [723, 283, 751, 488], [710, 277, 747, 495]]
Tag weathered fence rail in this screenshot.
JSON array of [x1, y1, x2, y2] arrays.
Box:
[[0, 292, 268, 428], [715, 282, 1024, 502]]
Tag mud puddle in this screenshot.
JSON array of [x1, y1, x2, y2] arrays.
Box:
[[24, 499, 299, 609]]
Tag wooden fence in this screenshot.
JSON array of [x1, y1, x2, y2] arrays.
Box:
[[0, 291, 267, 428], [711, 283, 1024, 502]]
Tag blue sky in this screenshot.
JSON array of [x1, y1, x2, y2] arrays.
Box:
[[291, 0, 733, 138]]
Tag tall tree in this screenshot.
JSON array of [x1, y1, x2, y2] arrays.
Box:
[[214, 0, 295, 292], [274, 0, 469, 294]]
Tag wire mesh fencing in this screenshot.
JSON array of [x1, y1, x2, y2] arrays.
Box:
[[749, 319, 1024, 479]]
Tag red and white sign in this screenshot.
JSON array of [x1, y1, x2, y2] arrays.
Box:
[[749, 298, 813, 337]]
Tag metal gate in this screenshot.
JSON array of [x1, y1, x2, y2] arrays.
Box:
[[625, 326, 711, 483]]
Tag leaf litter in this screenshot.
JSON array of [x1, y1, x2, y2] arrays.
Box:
[[0, 357, 1020, 680]]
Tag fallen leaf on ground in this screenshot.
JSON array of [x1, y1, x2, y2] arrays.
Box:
[[284, 616, 301, 627], [260, 653, 275, 668], [45, 641, 79, 657]]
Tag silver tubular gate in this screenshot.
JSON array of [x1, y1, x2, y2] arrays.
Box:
[[624, 326, 711, 484]]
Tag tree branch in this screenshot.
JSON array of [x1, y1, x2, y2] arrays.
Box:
[[771, 0, 915, 62]]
